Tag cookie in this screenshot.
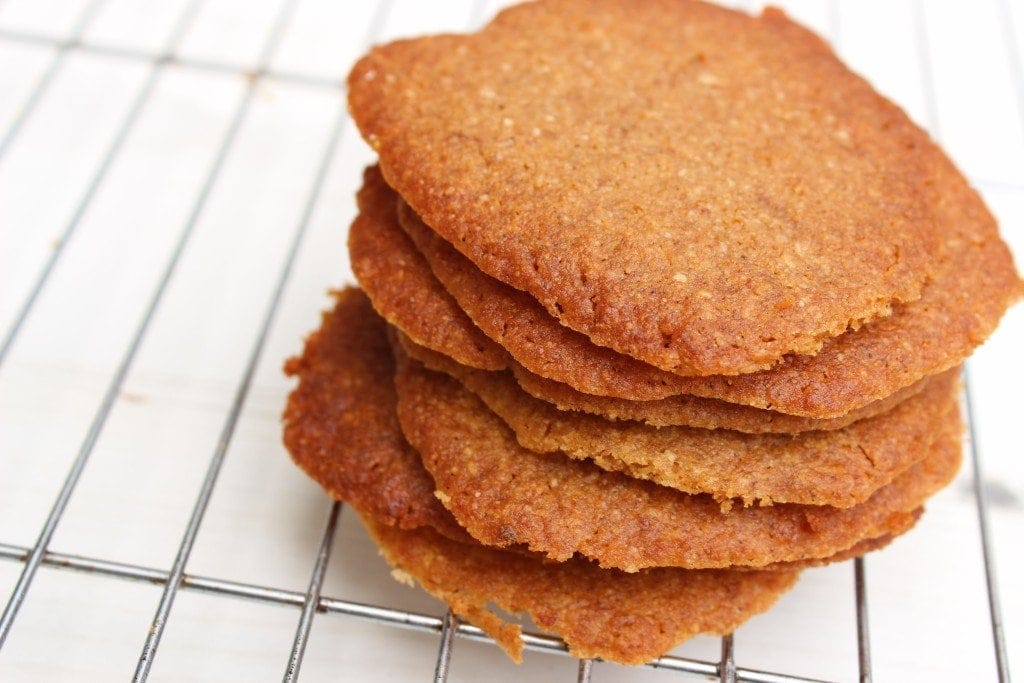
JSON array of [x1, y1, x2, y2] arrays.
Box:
[[394, 355, 963, 571], [349, 0, 944, 376], [282, 288, 469, 542], [366, 515, 797, 665], [282, 296, 795, 664], [384, 214, 927, 428], [511, 362, 929, 432], [286, 290, 920, 559], [396, 332, 955, 508], [396, 153, 1018, 416], [349, 166, 507, 371], [284, 292, 918, 665]]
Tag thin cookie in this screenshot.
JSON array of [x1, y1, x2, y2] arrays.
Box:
[[397, 332, 954, 508], [512, 362, 930, 432], [395, 153, 1018, 416], [351, 0, 944, 375], [394, 355, 963, 571], [365, 515, 798, 665], [397, 326, 929, 435], [285, 292, 922, 574]]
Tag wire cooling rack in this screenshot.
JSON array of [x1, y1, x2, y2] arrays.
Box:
[[0, 1, 1020, 681]]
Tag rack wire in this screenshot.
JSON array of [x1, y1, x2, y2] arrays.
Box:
[[0, 1, 1017, 681]]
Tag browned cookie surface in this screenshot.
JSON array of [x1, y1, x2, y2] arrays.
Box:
[[349, 167, 507, 371], [397, 197, 682, 401], [366, 515, 798, 665], [282, 295, 918, 664], [386, 196, 930, 431], [398, 332, 956, 507], [396, 154, 1018, 416], [394, 356, 963, 571], [670, 155, 1021, 415], [349, 0, 944, 376], [284, 291, 907, 568], [282, 288, 468, 542]]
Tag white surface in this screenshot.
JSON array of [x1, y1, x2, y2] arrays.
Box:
[[0, 0, 1021, 681]]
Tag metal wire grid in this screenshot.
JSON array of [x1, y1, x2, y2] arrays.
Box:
[[0, 0, 1013, 681]]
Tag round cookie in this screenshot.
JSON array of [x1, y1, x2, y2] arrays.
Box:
[[349, 166, 507, 371], [285, 290, 913, 562], [282, 296, 797, 664], [349, 0, 944, 376], [396, 333, 955, 508], [366, 515, 797, 665], [284, 291, 929, 569], [396, 200, 937, 423], [285, 293, 914, 665], [373, 183, 928, 431], [394, 355, 963, 571], [396, 152, 1019, 416]]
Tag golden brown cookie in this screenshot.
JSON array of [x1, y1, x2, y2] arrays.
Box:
[[283, 295, 922, 665], [394, 356, 963, 571], [350, 0, 945, 376], [396, 153, 1019, 416], [286, 291, 918, 564], [380, 187, 931, 432], [284, 291, 921, 560], [396, 315, 929, 434], [282, 296, 799, 664], [282, 288, 469, 542], [396, 333, 955, 507], [349, 166, 507, 371], [365, 515, 798, 665], [511, 362, 930, 431]]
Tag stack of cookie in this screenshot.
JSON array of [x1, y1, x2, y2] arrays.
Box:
[[282, 0, 1022, 665]]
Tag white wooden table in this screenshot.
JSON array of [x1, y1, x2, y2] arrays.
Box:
[[0, 1, 1020, 681]]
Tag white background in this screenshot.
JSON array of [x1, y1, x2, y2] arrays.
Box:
[[0, 0, 1021, 681]]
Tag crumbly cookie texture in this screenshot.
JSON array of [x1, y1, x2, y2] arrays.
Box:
[[349, 0, 947, 376], [393, 153, 1019, 416], [393, 350, 963, 571], [398, 331, 956, 508]]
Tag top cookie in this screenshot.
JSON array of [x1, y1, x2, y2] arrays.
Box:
[[348, 0, 941, 376]]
